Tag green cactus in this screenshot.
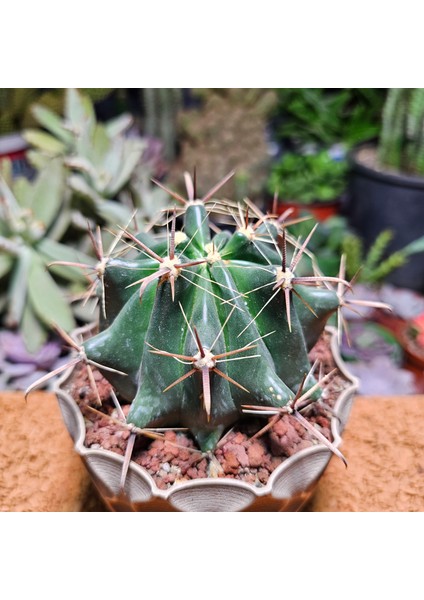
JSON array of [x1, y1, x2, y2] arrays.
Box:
[[40, 172, 350, 454], [379, 88, 424, 176]]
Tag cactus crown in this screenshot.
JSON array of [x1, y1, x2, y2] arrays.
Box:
[[64, 171, 352, 453]]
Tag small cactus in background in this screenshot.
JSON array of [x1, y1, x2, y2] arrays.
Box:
[[378, 88, 424, 175], [28, 171, 381, 457]]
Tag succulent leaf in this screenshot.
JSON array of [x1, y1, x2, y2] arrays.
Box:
[[30, 104, 74, 146], [6, 248, 32, 328], [0, 253, 13, 279], [30, 158, 65, 230], [27, 254, 75, 332], [21, 301, 48, 353], [23, 129, 67, 156]]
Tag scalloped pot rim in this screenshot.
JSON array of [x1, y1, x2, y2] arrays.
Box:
[[53, 326, 359, 510]]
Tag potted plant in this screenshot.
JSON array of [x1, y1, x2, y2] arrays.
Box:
[[348, 88, 424, 292], [267, 149, 348, 221], [288, 212, 424, 291], [27, 172, 388, 512]]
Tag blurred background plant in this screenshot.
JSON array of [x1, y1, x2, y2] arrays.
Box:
[[0, 88, 114, 135], [0, 88, 172, 374], [265, 89, 386, 215], [166, 88, 278, 201], [24, 88, 167, 226], [0, 157, 94, 352], [378, 88, 424, 175], [267, 148, 348, 205], [271, 88, 386, 152], [289, 214, 424, 284]]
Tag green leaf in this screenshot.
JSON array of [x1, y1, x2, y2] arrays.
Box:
[[25, 150, 51, 171], [23, 129, 66, 155], [12, 176, 32, 209], [6, 247, 32, 327], [68, 173, 100, 205], [94, 198, 133, 225], [27, 255, 75, 331], [21, 301, 48, 353], [37, 238, 95, 283], [65, 156, 98, 180], [402, 235, 424, 256], [45, 198, 73, 242], [31, 104, 74, 146], [30, 159, 65, 229], [0, 173, 21, 218], [0, 157, 13, 186], [0, 253, 13, 279], [65, 88, 95, 132], [108, 139, 144, 196], [105, 113, 133, 138], [90, 124, 111, 169]]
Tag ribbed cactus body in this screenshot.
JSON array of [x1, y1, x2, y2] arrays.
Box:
[[379, 88, 424, 176], [83, 202, 340, 451]]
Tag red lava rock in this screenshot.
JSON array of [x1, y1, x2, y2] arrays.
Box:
[[178, 449, 190, 461], [232, 432, 246, 445], [223, 451, 239, 470], [247, 442, 266, 467], [73, 331, 350, 490], [273, 418, 289, 437], [315, 416, 330, 429]]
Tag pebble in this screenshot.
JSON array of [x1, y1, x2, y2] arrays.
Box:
[[78, 338, 346, 490]]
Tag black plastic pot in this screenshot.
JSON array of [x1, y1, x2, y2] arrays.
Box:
[[347, 145, 424, 292]]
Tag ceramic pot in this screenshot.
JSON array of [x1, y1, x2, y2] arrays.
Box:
[[53, 327, 358, 512]]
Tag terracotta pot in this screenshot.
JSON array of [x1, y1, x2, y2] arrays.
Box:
[[271, 199, 341, 222], [53, 327, 358, 512], [398, 324, 424, 370]]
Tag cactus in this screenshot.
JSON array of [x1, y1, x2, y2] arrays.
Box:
[[379, 88, 424, 176], [28, 171, 377, 459]]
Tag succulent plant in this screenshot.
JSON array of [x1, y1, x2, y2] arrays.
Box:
[[0, 158, 94, 351], [378, 88, 424, 176], [0, 329, 69, 391], [28, 171, 384, 460], [24, 88, 145, 226]]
